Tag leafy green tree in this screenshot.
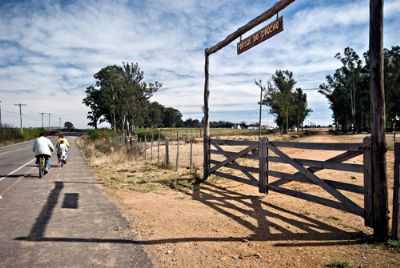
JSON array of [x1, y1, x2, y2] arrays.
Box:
[[293, 88, 312, 131], [162, 107, 183, 127], [320, 46, 400, 132], [83, 62, 161, 133], [64, 122, 74, 130], [263, 70, 310, 133]]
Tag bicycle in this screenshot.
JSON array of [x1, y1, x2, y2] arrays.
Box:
[[38, 155, 46, 178], [59, 155, 67, 168]]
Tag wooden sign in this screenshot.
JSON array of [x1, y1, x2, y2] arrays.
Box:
[[237, 16, 283, 55]]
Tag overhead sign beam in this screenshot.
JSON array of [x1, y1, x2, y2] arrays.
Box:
[[205, 0, 295, 56], [237, 16, 284, 55]]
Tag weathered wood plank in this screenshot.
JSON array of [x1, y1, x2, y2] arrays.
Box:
[[210, 142, 258, 182], [363, 137, 374, 227], [203, 53, 210, 180], [214, 171, 258, 187], [270, 141, 364, 152], [209, 143, 258, 174], [210, 149, 259, 160], [259, 138, 267, 193], [392, 143, 400, 240], [268, 156, 363, 173], [211, 139, 258, 146], [268, 170, 364, 194], [269, 143, 364, 217], [206, 0, 295, 55], [210, 160, 259, 174], [370, 0, 389, 241], [268, 185, 364, 217]]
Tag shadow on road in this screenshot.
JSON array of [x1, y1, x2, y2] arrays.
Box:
[[15, 180, 366, 247]]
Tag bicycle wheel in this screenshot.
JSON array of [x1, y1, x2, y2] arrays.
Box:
[[38, 157, 45, 178]]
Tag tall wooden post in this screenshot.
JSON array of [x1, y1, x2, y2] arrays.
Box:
[[157, 130, 160, 164], [151, 131, 154, 162], [176, 132, 180, 172], [392, 143, 400, 240], [144, 135, 147, 161], [370, 0, 388, 242], [363, 137, 373, 227], [165, 138, 170, 168], [203, 51, 210, 180], [258, 138, 267, 193], [189, 138, 193, 174]]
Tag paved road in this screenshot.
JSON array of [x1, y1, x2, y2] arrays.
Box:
[[0, 137, 152, 267]]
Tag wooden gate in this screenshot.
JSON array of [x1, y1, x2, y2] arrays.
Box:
[[208, 137, 373, 226]]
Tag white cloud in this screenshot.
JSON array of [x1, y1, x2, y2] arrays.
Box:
[[0, 0, 399, 127]]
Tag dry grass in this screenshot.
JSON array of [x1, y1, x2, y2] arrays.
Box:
[[78, 137, 203, 193]]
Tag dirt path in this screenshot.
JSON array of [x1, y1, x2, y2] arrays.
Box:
[[84, 133, 400, 267]]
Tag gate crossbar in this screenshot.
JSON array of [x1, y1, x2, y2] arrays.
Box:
[[268, 143, 364, 217]]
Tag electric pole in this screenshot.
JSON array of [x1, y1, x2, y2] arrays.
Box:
[[0, 100, 2, 128], [59, 117, 62, 129], [48, 113, 51, 129], [14, 103, 27, 134], [255, 80, 266, 138], [40, 113, 46, 128]]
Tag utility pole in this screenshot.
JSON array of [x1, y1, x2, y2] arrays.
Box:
[[255, 80, 266, 138], [0, 100, 2, 128], [59, 117, 62, 129], [370, 0, 388, 242], [40, 113, 46, 128], [48, 113, 51, 129], [14, 103, 27, 134]]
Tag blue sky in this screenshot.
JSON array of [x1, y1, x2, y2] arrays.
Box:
[[0, 0, 399, 128]]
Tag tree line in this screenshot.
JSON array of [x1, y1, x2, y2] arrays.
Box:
[[83, 62, 184, 132], [319, 46, 400, 132]]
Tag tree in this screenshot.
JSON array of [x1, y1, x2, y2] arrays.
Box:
[[162, 107, 183, 127], [263, 70, 310, 133], [293, 88, 312, 131], [64, 121, 74, 130], [320, 46, 400, 132], [83, 62, 162, 133]]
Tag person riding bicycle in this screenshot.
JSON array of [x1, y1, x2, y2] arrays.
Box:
[[57, 134, 70, 149], [56, 134, 70, 165], [33, 131, 55, 174], [56, 139, 69, 165]]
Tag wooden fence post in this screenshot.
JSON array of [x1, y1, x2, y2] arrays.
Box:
[[392, 143, 400, 240], [157, 130, 160, 164], [144, 135, 147, 161], [165, 138, 170, 167], [176, 132, 180, 171], [363, 137, 374, 227], [370, 0, 389, 242], [203, 52, 210, 180], [190, 138, 193, 174], [259, 138, 267, 193], [151, 131, 154, 162]]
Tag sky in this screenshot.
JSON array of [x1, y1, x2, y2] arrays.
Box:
[[0, 0, 399, 128]]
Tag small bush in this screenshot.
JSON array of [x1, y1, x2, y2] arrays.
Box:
[[0, 126, 43, 144], [388, 239, 400, 249], [87, 129, 115, 140]]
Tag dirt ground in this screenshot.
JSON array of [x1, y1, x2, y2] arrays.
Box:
[[80, 133, 400, 268]]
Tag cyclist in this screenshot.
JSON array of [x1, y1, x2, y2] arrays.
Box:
[[57, 134, 70, 149], [56, 134, 70, 165], [56, 139, 69, 165], [33, 131, 55, 174]]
